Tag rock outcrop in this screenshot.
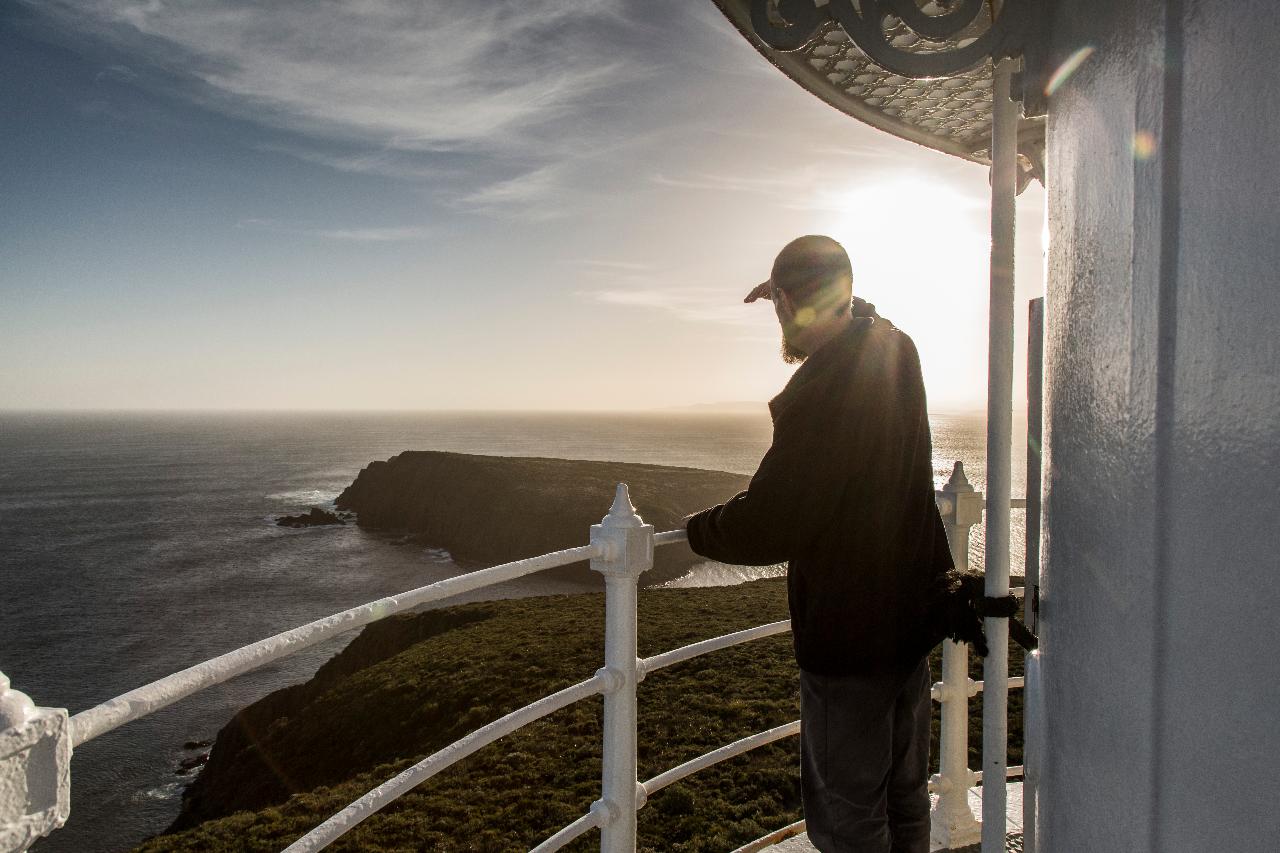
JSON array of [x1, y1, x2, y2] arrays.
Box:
[[275, 507, 345, 528], [334, 451, 750, 584]]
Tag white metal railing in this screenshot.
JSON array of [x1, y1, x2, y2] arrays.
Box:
[[641, 721, 801, 800], [0, 471, 1022, 853], [284, 675, 609, 853], [69, 543, 600, 747]]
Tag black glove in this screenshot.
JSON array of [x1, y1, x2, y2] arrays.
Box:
[[938, 570, 991, 657]]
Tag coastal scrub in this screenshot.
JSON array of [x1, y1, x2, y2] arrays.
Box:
[[137, 579, 1022, 852]]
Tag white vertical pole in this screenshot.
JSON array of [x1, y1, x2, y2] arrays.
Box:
[[982, 56, 1019, 853], [590, 485, 653, 853], [931, 462, 984, 849]]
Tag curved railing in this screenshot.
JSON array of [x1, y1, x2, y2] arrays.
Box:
[[286, 674, 611, 853], [68, 543, 601, 747], [0, 465, 1023, 853]]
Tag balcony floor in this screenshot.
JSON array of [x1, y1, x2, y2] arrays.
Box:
[[753, 782, 1024, 853]]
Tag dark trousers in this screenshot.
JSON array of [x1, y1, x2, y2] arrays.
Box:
[[800, 657, 932, 853]]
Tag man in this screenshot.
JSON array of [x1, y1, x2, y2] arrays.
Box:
[[683, 235, 952, 853]]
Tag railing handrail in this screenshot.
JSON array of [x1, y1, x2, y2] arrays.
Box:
[[3, 470, 1020, 853], [35, 488, 1014, 747], [932, 676, 1025, 700], [69, 542, 600, 746], [639, 619, 790, 676], [284, 673, 608, 853], [301, 604, 1027, 851], [294, 531, 790, 853], [640, 719, 800, 798], [529, 809, 604, 853], [652, 529, 689, 546]]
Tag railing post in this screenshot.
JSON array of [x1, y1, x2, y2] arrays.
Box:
[[0, 671, 71, 853], [589, 484, 653, 853], [931, 461, 984, 850]]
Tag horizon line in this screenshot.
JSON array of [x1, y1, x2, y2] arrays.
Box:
[[0, 405, 993, 417]]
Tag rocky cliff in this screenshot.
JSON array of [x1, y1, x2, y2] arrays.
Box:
[[334, 451, 751, 584]]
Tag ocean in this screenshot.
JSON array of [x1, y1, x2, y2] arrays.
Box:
[[0, 411, 1026, 852]]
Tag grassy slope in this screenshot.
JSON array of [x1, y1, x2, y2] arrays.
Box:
[[136, 579, 1023, 853]]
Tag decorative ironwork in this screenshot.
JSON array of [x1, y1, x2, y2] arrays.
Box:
[[751, 0, 1031, 80]]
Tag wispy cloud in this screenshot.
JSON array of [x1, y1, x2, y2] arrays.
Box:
[[653, 169, 818, 198], [35, 0, 693, 218], [254, 144, 453, 181], [570, 259, 656, 273], [238, 218, 431, 242], [582, 286, 769, 327], [651, 165, 876, 213], [458, 165, 568, 219], [93, 63, 137, 84], [45, 1, 633, 155], [653, 164, 990, 219]]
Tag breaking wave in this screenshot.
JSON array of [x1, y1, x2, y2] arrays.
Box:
[[656, 560, 787, 588], [266, 488, 341, 506]]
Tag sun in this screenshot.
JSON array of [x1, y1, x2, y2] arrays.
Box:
[[819, 175, 995, 411]]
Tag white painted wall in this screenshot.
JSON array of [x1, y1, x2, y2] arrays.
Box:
[[1041, 2, 1280, 851]]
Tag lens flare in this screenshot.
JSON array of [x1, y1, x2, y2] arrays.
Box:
[[1045, 45, 1096, 96], [1133, 130, 1158, 160]]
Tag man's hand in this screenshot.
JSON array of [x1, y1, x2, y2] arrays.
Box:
[[744, 280, 772, 303]]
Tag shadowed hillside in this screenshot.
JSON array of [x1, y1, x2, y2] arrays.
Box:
[[154, 582, 801, 851], [143, 582, 1023, 852]]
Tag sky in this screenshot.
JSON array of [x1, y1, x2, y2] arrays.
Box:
[[0, 0, 1044, 413]]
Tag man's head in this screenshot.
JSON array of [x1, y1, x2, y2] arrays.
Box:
[[765, 235, 853, 363]]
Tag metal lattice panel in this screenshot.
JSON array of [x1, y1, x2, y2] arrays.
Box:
[[712, 1, 1046, 168], [807, 20, 997, 157]]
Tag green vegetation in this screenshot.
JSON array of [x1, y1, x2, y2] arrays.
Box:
[[137, 579, 1023, 853]]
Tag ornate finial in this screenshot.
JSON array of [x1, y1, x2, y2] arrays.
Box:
[[601, 483, 644, 529], [944, 460, 974, 493], [0, 671, 37, 730], [609, 483, 635, 517]]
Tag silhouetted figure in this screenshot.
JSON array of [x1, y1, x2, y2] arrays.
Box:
[[685, 235, 952, 853]]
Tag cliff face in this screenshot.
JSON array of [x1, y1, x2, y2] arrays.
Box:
[[168, 607, 498, 832], [334, 451, 751, 584]]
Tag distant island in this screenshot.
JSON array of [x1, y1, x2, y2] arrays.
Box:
[[334, 450, 751, 585]]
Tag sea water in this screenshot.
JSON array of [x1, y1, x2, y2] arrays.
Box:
[[0, 411, 1024, 852]]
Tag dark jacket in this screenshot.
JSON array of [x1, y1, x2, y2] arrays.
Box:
[[685, 303, 952, 676]]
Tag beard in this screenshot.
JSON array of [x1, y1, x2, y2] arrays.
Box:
[[781, 337, 807, 364]]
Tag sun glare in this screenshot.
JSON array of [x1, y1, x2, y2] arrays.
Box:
[[821, 177, 993, 410]]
